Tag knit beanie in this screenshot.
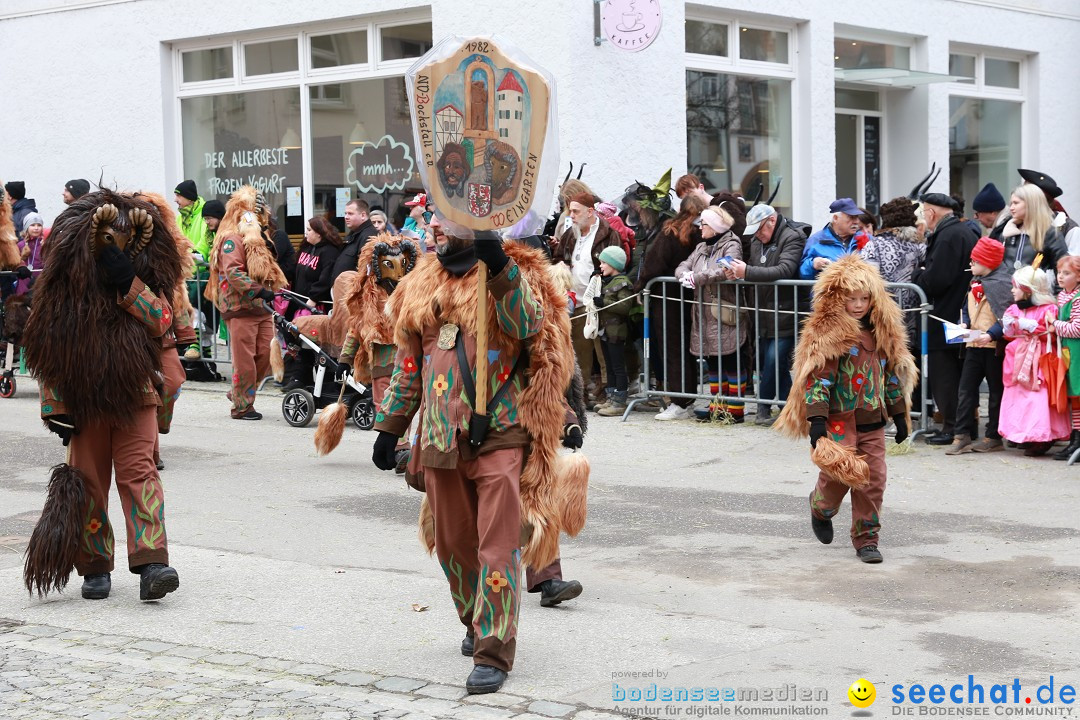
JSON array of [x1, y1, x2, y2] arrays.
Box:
[[65, 179, 90, 199], [598, 245, 627, 272], [22, 212, 44, 232], [970, 236, 1004, 270], [201, 199, 226, 220], [4, 181, 25, 200], [971, 183, 1005, 213], [174, 179, 199, 201]]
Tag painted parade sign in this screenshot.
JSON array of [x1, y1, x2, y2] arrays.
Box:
[[407, 36, 557, 234]]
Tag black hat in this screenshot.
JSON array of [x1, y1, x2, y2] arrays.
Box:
[[919, 192, 957, 211], [65, 179, 90, 199], [1017, 168, 1063, 199], [174, 179, 199, 202], [4, 181, 25, 200], [201, 199, 226, 220], [971, 183, 1005, 213]]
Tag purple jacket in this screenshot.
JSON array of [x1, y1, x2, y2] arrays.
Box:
[[16, 235, 44, 295]]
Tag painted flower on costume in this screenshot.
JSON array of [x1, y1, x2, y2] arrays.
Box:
[[485, 571, 509, 593], [853, 373, 866, 391], [403, 356, 418, 374], [496, 365, 511, 383], [433, 374, 449, 397], [86, 518, 102, 534], [830, 421, 844, 435]]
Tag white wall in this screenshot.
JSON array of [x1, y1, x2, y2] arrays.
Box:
[[0, 0, 1078, 226]]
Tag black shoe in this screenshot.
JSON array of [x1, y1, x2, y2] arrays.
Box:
[[461, 631, 474, 657], [809, 491, 833, 544], [232, 409, 263, 420], [856, 546, 883, 564], [1054, 430, 1080, 460], [466, 664, 507, 694], [279, 378, 305, 393], [81, 573, 111, 600], [538, 578, 583, 607], [155, 457, 165, 471], [926, 432, 954, 446], [139, 564, 179, 601], [395, 449, 410, 475]]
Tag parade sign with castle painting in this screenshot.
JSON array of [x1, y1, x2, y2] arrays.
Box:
[[406, 36, 556, 234]]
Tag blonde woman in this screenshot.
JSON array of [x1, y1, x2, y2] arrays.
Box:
[[991, 184, 1068, 276]]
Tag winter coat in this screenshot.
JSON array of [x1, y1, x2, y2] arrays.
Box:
[[272, 228, 296, 279], [555, 217, 624, 276], [289, 241, 342, 307], [596, 273, 635, 343], [799, 224, 856, 280], [743, 214, 805, 338], [912, 214, 979, 351], [332, 220, 379, 281], [990, 219, 1067, 278], [860, 226, 926, 314], [11, 198, 37, 240], [675, 232, 747, 357], [15, 234, 44, 296], [177, 199, 209, 257]]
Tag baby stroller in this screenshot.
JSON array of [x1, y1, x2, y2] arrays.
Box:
[[270, 277, 375, 430], [0, 271, 31, 398]]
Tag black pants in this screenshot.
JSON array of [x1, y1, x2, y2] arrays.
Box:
[[928, 347, 964, 434], [954, 346, 1004, 440], [601, 339, 628, 393]]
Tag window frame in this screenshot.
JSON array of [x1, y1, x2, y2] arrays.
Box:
[[947, 44, 1026, 100]]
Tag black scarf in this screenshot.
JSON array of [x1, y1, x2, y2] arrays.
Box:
[[437, 245, 477, 277]]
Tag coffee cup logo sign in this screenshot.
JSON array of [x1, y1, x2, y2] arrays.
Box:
[[601, 0, 662, 52], [346, 135, 416, 194]]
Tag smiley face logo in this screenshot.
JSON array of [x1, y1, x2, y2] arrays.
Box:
[[848, 678, 876, 708]]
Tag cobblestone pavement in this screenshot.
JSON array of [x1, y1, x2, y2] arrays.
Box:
[[0, 621, 617, 720]]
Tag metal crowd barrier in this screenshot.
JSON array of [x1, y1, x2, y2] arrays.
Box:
[[629, 276, 931, 437], [184, 271, 232, 375]]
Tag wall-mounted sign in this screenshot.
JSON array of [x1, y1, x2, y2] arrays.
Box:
[[600, 0, 662, 53], [346, 135, 415, 194]]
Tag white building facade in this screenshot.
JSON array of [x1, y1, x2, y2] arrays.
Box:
[[1, 0, 1078, 232]]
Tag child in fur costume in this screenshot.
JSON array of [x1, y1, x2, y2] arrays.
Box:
[[775, 254, 916, 564], [371, 216, 588, 694], [207, 186, 287, 420], [998, 265, 1069, 455]]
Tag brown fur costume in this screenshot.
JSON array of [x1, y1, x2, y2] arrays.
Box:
[[774, 255, 917, 485], [388, 243, 589, 570], [0, 185, 19, 270], [293, 271, 357, 357], [23, 190, 183, 426], [205, 186, 286, 305], [135, 192, 195, 327]]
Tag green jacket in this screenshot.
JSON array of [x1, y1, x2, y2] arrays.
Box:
[[178, 198, 210, 257], [597, 273, 635, 343]]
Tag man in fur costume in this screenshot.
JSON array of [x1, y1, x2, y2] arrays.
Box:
[[370, 216, 588, 694], [21, 190, 185, 601], [206, 186, 287, 420], [775, 254, 917, 564]]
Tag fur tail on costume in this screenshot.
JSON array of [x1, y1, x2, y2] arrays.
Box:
[[811, 438, 869, 489], [269, 337, 284, 382], [313, 402, 347, 456], [417, 495, 435, 555], [556, 453, 589, 535], [24, 463, 86, 597]]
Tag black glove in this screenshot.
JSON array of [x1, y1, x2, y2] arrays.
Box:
[[592, 295, 606, 309], [562, 424, 583, 450], [372, 431, 400, 471], [474, 231, 509, 275], [46, 415, 78, 447], [98, 244, 136, 295], [255, 287, 275, 303], [893, 414, 909, 444], [337, 354, 353, 370], [809, 417, 827, 449], [15, 265, 31, 279]]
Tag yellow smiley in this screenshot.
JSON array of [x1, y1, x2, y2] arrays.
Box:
[[848, 678, 876, 708]]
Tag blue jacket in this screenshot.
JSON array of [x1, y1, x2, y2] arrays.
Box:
[[798, 224, 856, 279]]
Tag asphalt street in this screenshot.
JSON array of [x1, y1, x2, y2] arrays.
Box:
[[1, 377, 1078, 719]]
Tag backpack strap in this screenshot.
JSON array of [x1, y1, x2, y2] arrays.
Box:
[[455, 328, 529, 416]]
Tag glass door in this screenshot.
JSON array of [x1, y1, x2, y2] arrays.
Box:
[[834, 88, 883, 216]]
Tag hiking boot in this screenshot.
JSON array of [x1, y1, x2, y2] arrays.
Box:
[[81, 573, 111, 600], [138, 564, 179, 601], [1053, 430, 1080, 461], [856, 545, 883, 563], [461, 631, 475, 657], [466, 664, 507, 694], [538, 578, 583, 607], [754, 407, 776, 426], [970, 437, 1004, 453], [591, 389, 613, 412], [944, 434, 974, 455], [183, 345, 201, 361], [597, 392, 627, 417]]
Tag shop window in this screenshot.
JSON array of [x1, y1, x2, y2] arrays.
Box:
[[182, 47, 232, 83], [949, 96, 1021, 211], [949, 53, 976, 84], [834, 88, 879, 112], [740, 27, 788, 64], [308, 78, 420, 233], [181, 88, 305, 234], [834, 39, 910, 70], [985, 58, 1020, 89], [686, 70, 792, 216], [310, 30, 368, 69], [380, 23, 433, 62], [244, 39, 299, 77], [686, 20, 729, 57]]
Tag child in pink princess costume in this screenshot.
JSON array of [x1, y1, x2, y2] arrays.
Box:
[[998, 265, 1069, 455]]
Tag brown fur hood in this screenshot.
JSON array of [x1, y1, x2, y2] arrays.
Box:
[[136, 191, 195, 319], [390, 243, 587, 569], [345, 233, 419, 350], [293, 271, 357, 351], [0, 188, 19, 270], [774, 254, 918, 438], [206, 186, 286, 303]]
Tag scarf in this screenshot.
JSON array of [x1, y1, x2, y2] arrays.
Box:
[[437, 245, 477, 277]]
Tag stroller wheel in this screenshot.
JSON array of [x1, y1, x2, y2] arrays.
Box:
[[0, 374, 14, 399], [351, 396, 375, 431], [282, 388, 316, 427]]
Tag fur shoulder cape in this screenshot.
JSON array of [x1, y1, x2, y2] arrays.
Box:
[[0, 189, 19, 270], [344, 233, 417, 351], [22, 190, 183, 425], [389, 243, 588, 570], [206, 186, 286, 304], [775, 254, 918, 439], [136, 191, 196, 325]]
